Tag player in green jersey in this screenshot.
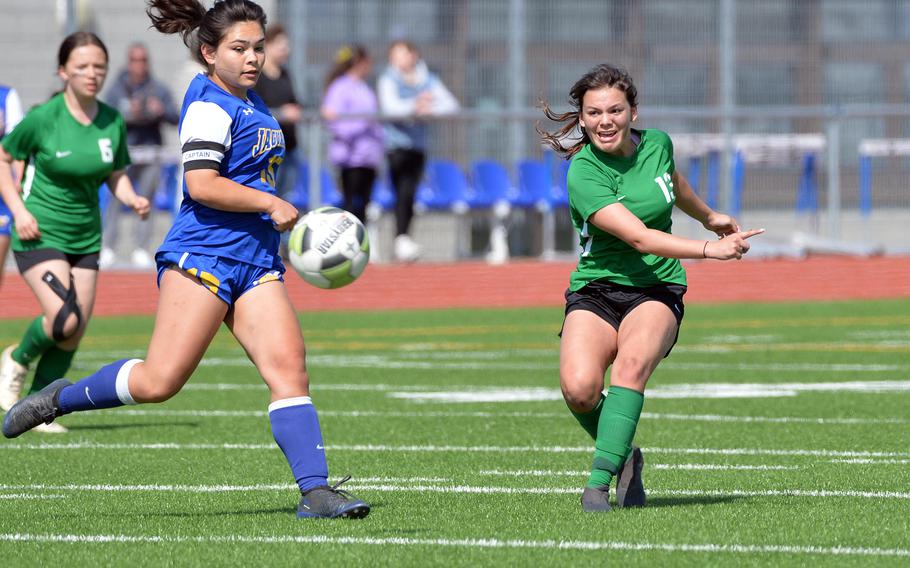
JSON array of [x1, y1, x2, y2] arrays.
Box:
[[539, 64, 763, 512], [0, 32, 150, 431]]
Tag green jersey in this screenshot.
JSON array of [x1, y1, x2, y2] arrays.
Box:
[[0, 93, 130, 253], [567, 129, 686, 290]]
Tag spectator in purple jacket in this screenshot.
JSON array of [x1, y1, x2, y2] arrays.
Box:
[[320, 44, 383, 223]]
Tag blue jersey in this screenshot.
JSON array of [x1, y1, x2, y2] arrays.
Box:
[[158, 74, 285, 268]]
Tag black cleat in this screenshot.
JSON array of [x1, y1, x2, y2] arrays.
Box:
[[581, 485, 612, 512], [2, 379, 71, 439], [615, 445, 646, 508], [297, 476, 371, 519]]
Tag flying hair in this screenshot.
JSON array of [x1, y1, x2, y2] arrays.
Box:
[[146, 0, 267, 67]]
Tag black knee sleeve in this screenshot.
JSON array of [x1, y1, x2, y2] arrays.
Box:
[[41, 271, 83, 341]]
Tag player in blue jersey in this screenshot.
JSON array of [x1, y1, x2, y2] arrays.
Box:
[[0, 84, 24, 288], [2, 0, 371, 520]]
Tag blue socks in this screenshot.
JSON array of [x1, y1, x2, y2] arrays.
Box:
[[269, 397, 330, 493], [58, 359, 141, 414], [56, 361, 330, 495]]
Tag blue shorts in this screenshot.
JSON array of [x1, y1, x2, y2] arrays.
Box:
[[155, 250, 285, 306], [0, 196, 11, 237]]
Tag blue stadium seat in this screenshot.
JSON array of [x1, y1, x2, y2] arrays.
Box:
[[517, 159, 557, 211], [552, 158, 571, 208], [469, 159, 511, 209], [417, 159, 469, 213]]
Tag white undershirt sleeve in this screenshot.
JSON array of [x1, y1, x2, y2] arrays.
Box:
[[180, 101, 233, 171]]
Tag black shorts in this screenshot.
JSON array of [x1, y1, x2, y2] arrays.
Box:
[[563, 280, 687, 357], [14, 248, 100, 273]]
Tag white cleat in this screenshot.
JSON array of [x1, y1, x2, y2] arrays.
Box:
[[130, 248, 155, 269], [394, 234, 421, 263], [0, 345, 27, 411], [99, 247, 117, 269], [32, 421, 69, 434]]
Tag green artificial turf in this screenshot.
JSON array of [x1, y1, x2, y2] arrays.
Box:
[[0, 299, 908, 566]]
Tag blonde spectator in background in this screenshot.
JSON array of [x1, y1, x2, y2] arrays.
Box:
[[377, 40, 459, 262]]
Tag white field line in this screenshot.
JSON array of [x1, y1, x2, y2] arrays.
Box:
[[113, 409, 567, 419], [0, 494, 66, 500], [653, 464, 799, 471], [173, 379, 910, 401], [662, 362, 907, 372], [75, 354, 910, 373], [478, 464, 800, 476], [830, 458, 910, 465], [344, 485, 910, 500], [1, 533, 908, 558], [640, 412, 909, 425], [2, 443, 909, 460], [106, 408, 908, 426], [2, 483, 909, 501], [387, 381, 910, 402]]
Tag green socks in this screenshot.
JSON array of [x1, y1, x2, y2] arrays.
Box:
[[586, 385, 645, 489], [30, 346, 77, 394], [570, 393, 605, 440], [10, 317, 78, 394], [12, 317, 56, 367]]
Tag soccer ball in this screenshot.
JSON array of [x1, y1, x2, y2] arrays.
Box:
[[288, 207, 370, 289]]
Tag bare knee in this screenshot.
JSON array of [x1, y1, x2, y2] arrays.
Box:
[[259, 347, 309, 398], [42, 312, 82, 343], [129, 363, 187, 403], [560, 369, 603, 413], [610, 355, 653, 390]]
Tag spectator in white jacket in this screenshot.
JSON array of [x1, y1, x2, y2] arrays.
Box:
[[377, 40, 459, 262]]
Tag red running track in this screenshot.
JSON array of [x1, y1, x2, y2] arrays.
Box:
[[1, 256, 908, 318]]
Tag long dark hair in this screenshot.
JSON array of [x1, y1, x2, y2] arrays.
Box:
[[537, 63, 638, 159], [58, 31, 109, 68], [146, 0, 267, 67], [324, 44, 369, 90]]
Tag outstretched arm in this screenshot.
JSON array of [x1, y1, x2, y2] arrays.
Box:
[[588, 200, 763, 260]]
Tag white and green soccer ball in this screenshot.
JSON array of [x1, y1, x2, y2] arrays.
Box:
[[288, 207, 370, 289]]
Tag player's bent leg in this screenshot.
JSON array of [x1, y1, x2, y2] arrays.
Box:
[[227, 281, 308, 400], [228, 281, 370, 519], [8, 261, 72, 375], [1, 260, 72, 409], [2, 269, 227, 438], [129, 268, 228, 403], [560, 310, 623, 511], [560, 310, 617, 440], [29, 266, 100, 396], [595, 302, 678, 509], [611, 301, 678, 391]]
